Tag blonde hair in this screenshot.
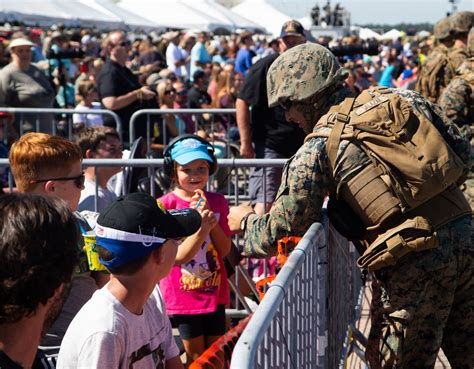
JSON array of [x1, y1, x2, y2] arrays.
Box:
[[9, 133, 83, 192], [212, 70, 234, 108], [156, 80, 173, 106]]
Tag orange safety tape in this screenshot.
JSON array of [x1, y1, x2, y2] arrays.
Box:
[[189, 315, 252, 369], [255, 236, 302, 299]]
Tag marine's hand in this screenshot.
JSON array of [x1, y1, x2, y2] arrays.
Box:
[[228, 205, 254, 233]]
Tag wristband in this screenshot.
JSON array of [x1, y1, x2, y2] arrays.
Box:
[[136, 89, 143, 102], [240, 211, 255, 232]]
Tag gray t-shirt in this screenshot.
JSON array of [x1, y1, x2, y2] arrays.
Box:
[[57, 286, 179, 369], [0, 62, 55, 133], [78, 178, 117, 213]]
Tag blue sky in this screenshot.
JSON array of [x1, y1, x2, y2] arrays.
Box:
[[268, 0, 473, 25]]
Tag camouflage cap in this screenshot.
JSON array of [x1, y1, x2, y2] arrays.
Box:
[[450, 11, 474, 34], [267, 43, 348, 108], [434, 17, 452, 40]]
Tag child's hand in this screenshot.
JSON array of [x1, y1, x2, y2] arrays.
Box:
[[199, 209, 217, 233], [190, 190, 210, 212]]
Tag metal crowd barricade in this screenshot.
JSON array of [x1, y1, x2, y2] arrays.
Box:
[[0, 107, 122, 141], [230, 218, 363, 369], [128, 108, 237, 155]]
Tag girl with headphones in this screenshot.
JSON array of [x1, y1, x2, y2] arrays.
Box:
[[158, 135, 232, 366]]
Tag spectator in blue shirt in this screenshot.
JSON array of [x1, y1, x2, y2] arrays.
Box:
[[190, 32, 212, 81], [235, 31, 254, 76]]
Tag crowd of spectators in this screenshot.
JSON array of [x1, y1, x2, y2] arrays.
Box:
[[0, 22, 439, 151], [0, 12, 472, 369]]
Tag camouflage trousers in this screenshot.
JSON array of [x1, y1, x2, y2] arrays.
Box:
[[464, 178, 474, 212], [366, 215, 474, 369]]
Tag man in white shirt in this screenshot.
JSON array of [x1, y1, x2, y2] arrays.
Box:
[[165, 32, 189, 78]]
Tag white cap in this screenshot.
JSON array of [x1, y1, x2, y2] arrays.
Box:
[[81, 34, 92, 45], [8, 38, 34, 50]]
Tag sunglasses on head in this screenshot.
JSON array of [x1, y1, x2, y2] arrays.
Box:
[[31, 172, 85, 189], [116, 40, 131, 48]]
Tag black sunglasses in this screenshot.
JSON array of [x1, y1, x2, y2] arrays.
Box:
[[164, 89, 176, 95], [31, 172, 85, 189], [115, 40, 131, 48], [176, 90, 187, 96]]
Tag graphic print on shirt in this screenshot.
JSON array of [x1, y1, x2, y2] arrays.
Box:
[[128, 341, 165, 369], [179, 237, 221, 292]]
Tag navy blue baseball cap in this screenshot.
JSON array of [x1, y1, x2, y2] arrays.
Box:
[[95, 192, 201, 269], [280, 20, 305, 38]]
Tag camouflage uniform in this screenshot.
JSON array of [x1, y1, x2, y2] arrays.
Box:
[[447, 11, 474, 72], [439, 60, 474, 210], [415, 44, 457, 103], [448, 46, 469, 71], [241, 43, 474, 368], [415, 16, 456, 103]]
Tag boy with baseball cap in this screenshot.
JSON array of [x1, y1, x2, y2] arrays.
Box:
[[57, 192, 201, 369]]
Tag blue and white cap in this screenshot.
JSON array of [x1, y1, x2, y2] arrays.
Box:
[[95, 192, 201, 270], [169, 138, 214, 166]]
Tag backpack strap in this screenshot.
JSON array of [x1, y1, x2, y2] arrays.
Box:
[[326, 97, 356, 172]]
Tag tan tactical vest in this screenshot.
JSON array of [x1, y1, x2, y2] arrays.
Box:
[[415, 46, 457, 103], [307, 87, 472, 270]]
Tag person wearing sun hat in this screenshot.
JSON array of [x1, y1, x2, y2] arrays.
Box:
[[57, 192, 201, 369], [0, 37, 56, 133]]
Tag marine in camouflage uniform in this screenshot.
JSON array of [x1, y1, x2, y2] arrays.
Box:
[[228, 43, 474, 368], [415, 17, 456, 103], [447, 11, 474, 71], [439, 57, 474, 210]]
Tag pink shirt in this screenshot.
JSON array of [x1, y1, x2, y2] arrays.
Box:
[[158, 191, 231, 314]]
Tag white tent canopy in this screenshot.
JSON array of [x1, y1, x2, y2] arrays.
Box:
[[358, 27, 381, 40], [0, 0, 121, 27], [298, 15, 313, 30], [182, 0, 265, 33], [232, 0, 291, 37], [380, 28, 402, 41], [79, 0, 161, 31], [118, 0, 232, 32]]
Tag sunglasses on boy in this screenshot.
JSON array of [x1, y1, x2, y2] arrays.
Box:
[[31, 172, 85, 189]]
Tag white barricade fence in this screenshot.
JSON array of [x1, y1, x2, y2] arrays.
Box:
[[0, 107, 122, 142], [230, 217, 363, 369]]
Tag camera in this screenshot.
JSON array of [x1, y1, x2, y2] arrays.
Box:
[[329, 41, 379, 57], [46, 48, 85, 59]]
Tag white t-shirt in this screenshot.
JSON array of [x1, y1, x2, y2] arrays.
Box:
[[57, 286, 179, 369], [166, 42, 184, 77], [73, 102, 104, 127]]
